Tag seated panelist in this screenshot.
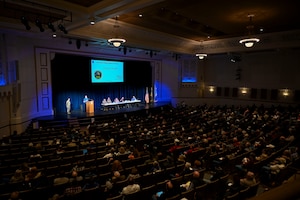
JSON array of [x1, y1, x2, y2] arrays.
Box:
[[131, 96, 137, 101], [106, 97, 112, 103], [114, 98, 120, 103], [102, 98, 107, 105]]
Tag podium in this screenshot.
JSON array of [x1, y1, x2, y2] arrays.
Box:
[[86, 100, 94, 113]]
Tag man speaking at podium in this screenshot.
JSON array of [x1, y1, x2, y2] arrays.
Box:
[[83, 94, 89, 112]]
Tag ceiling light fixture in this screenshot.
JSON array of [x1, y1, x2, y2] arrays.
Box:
[[196, 53, 207, 59], [108, 16, 126, 47], [195, 41, 207, 59], [90, 16, 95, 25], [239, 14, 260, 48]]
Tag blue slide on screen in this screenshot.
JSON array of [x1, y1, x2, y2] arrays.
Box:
[[91, 59, 124, 83]]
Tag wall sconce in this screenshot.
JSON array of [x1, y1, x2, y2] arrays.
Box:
[[240, 87, 248, 94], [208, 86, 215, 93], [282, 89, 289, 97]]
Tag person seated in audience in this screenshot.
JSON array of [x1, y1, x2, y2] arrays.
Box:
[[176, 154, 186, 164], [224, 173, 246, 198], [121, 177, 141, 195], [25, 166, 41, 183], [55, 145, 65, 156], [149, 160, 162, 174], [280, 132, 295, 142], [261, 149, 291, 184], [103, 147, 116, 159], [69, 170, 83, 182], [174, 162, 193, 177], [183, 142, 200, 155], [192, 159, 203, 171], [255, 148, 269, 161], [8, 191, 22, 200], [128, 145, 141, 159], [48, 193, 62, 200], [235, 152, 256, 172], [126, 167, 141, 180], [240, 171, 257, 187], [70, 160, 85, 175], [53, 170, 69, 186], [10, 169, 24, 183], [106, 138, 115, 146], [82, 176, 99, 190], [111, 159, 123, 172], [115, 146, 130, 156], [182, 170, 205, 191], [80, 137, 90, 147], [19, 162, 29, 172], [105, 170, 126, 194], [67, 139, 77, 148], [153, 179, 181, 200], [28, 147, 42, 162], [63, 179, 82, 197]]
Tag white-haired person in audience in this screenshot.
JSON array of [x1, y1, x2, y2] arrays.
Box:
[[121, 177, 141, 195]]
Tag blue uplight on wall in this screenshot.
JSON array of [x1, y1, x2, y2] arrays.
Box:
[[181, 77, 197, 83], [0, 74, 6, 86]]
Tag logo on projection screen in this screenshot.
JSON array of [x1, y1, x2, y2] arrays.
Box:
[[94, 70, 102, 79]]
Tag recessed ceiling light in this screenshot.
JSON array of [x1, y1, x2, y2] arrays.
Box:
[[138, 14, 143, 18]]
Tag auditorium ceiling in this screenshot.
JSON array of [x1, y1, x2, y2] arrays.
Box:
[[0, 0, 299, 56]]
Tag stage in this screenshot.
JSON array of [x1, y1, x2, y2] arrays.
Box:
[[33, 101, 171, 128]]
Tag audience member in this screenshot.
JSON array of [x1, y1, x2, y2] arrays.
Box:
[[126, 167, 141, 180], [240, 171, 257, 187], [111, 159, 123, 172], [121, 177, 141, 195], [182, 170, 205, 191], [10, 169, 24, 183], [174, 162, 193, 177], [82, 176, 99, 190], [24, 166, 41, 183], [8, 191, 21, 200], [153, 179, 180, 200], [69, 170, 83, 182], [149, 160, 162, 174], [53, 170, 69, 186], [224, 173, 246, 197], [63, 180, 82, 197]]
